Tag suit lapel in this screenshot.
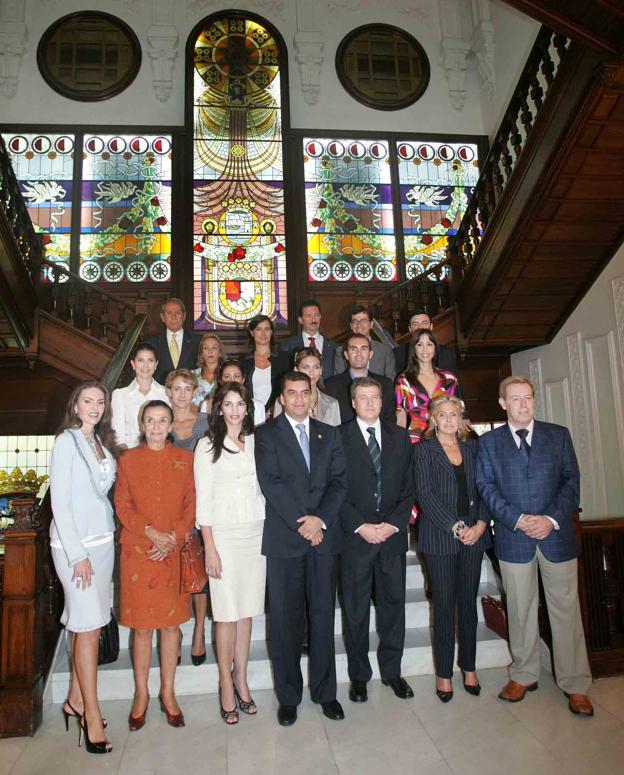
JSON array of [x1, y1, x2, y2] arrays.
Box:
[[431, 436, 455, 477], [347, 421, 376, 479], [527, 421, 547, 470]]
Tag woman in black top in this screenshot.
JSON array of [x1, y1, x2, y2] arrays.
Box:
[[241, 314, 290, 417], [413, 395, 490, 703]]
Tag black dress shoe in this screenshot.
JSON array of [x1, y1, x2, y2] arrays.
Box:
[[277, 704, 297, 726], [349, 681, 368, 703], [321, 700, 345, 720], [381, 676, 414, 699]]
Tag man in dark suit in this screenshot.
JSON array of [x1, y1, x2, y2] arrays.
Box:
[[255, 371, 348, 727], [339, 377, 414, 703], [147, 298, 201, 384], [279, 299, 338, 380], [476, 376, 593, 716], [395, 310, 461, 389], [324, 333, 395, 424]]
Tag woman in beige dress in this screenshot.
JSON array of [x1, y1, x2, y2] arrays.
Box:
[[194, 382, 266, 725], [273, 346, 341, 425]]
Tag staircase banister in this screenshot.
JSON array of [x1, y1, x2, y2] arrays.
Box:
[[355, 258, 452, 310], [101, 311, 147, 391]]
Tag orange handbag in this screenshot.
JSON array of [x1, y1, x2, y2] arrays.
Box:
[[180, 533, 209, 594]]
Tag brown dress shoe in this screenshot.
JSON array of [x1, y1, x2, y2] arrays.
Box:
[[498, 680, 538, 702], [566, 693, 594, 716]]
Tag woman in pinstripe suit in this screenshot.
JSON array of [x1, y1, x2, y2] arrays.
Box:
[[414, 396, 491, 702]]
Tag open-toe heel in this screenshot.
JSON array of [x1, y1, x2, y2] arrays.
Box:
[[79, 716, 113, 754], [63, 700, 107, 731], [219, 687, 239, 725], [232, 678, 257, 715]]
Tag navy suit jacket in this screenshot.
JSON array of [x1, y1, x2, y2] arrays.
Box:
[[414, 438, 491, 555], [255, 414, 347, 558], [324, 369, 395, 425], [279, 333, 338, 380], [339, 420, 413, 555], [147, 330, 201, 385], [475, 421, 580, 563]]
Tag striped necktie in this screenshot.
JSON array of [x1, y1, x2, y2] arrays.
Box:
[[367, 427, 382, 508]]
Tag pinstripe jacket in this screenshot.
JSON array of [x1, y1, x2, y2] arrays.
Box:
[[414, 438, 490, 555], [475, 421, 580, 563]]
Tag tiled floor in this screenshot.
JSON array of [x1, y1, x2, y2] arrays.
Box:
[[1, 668, 623, 775]]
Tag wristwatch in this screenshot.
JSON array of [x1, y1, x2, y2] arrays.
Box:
[[452, 520, 466, 539]]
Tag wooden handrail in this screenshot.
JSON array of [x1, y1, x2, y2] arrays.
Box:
[[448, 26, 570, 276]]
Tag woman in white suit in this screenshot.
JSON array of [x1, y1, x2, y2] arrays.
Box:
[[49, 381, 118, 754], [194, 382, 266, 725]]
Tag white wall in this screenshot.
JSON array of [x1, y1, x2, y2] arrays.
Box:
[[0, 0, 538, 137], [511, 246, 624, 520]]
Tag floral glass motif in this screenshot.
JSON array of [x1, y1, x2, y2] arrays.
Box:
[[396, 141, 479, 278], [304, 138, 396, 283], [192, 16, 288, 330], [3, 133, 75, 282], [80, 134, 172, 283]]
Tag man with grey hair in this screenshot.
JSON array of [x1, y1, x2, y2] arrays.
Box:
[[147, 298, 201, 384]]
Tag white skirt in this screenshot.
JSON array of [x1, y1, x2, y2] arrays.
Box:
[[52, 539, 114, 633], [209, 522, 266, 622]]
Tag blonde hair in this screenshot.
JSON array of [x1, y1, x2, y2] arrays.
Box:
[[499, 376, 534, 400], [165, 368, 198, 392], [197, 333, 225, 368], [424, 395, 469, 440]]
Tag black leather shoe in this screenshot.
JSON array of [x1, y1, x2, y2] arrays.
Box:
[[277, 704, 297, 726], [436, 689, 454, 703], [191, 652, 206, 667], [461, 671, 481, 696], [381, 676, 414, 699], [321, 700, 345, 720], [349, 681, 368, 703]]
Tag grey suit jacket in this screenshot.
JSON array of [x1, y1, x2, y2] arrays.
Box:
[[334, 339, 397, 380]]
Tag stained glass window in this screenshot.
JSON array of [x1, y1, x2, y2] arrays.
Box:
[[396, 141, 479, 278], [192, 16, 288, 330], [304, 138, 397, 283], [79, 134, 172, 283], [3, 133, 74, 281]]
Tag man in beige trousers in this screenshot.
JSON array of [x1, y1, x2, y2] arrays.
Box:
[[475, 376, 593, 716]]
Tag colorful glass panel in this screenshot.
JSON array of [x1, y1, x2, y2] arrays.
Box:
[[304, 138, 397, 282], [79, 134, 172, 283], [192, 17, 287, 330], [396, 141, 479, 277], [3, 133, 74, 281]]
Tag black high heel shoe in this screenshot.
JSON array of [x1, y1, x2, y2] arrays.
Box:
[[461, 670, 481, 696], [219, 687, 239, 725], [232, 675, 257, 715], [63, 700, 107, 731], [435, 679, 453, 703], [78, 715, 113, 754]]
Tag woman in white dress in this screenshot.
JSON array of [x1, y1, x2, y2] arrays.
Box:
[[194, 382, 266, 725], [111, 341, 169, 449], [49, 381, 118, 754]]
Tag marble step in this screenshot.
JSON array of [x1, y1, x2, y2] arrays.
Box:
[[50, 623, 510, 703], [114, 581, 501, 648]]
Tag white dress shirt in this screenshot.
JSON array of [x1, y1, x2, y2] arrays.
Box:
[[303, 331, 324, 353], [508, 419, 559, 530], [111, 379, 170, 448]]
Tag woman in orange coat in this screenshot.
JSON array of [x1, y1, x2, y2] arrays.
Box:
[[115, 400, 195, 731]]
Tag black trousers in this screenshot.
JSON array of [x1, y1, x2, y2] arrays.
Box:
[[266, 552, 337, 706], [341, 548, 406, 682], [423, 547, 484, 678]]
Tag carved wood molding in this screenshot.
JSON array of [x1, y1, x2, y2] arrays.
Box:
[[567, 331, 595, 516], [528, 357, 544, 419]]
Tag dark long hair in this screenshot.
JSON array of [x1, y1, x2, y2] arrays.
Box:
[[207, 382, 255, 462], [57, 380, 119, 457], [405, 328, 439, 384], [247, 313, 275, 353]]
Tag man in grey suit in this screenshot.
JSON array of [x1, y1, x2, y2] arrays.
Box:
[[335, 305, 396, 379], [279, 299, 338, 380], [476, 376, 593, 716]]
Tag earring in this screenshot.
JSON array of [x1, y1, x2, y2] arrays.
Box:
[[434, 425, 439, 437]]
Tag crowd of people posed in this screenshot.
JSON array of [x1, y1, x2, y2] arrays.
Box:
[[48, 297, 594, 755]]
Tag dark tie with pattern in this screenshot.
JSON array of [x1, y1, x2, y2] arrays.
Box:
[[309, 336, 316, 350], [367, 427, 382, 508], [516, 428, 531, 462]]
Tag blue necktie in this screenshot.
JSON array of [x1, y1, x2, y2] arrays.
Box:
[[296, 423, 310, 471], [367, 427, 382, 508], [516, 428, 530, 463]]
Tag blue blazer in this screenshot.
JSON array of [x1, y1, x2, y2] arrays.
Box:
[[475, 421, 580, 563], [279, 333, 338, 380], [255, 414, 347, 558]]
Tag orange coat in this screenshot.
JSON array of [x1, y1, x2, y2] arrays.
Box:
[[115, 444, 196, 629]]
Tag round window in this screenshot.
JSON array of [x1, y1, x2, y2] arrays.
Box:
[[37, 12, 141, 101], [336, 24, 430, 111]]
